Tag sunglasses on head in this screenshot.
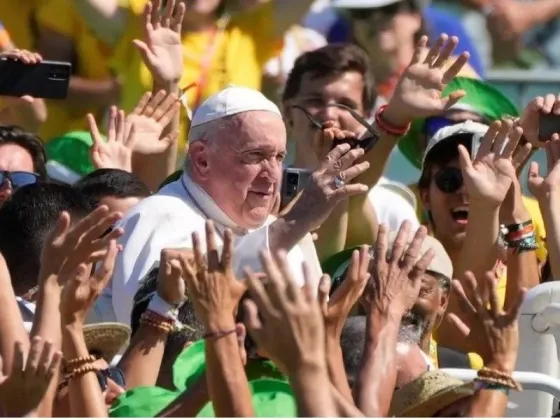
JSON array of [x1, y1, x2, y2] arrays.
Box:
[[291, 103, 379, 153], [434, 166, 463, 194], [0, 171, 39, 189]]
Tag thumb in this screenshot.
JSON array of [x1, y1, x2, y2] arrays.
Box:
[[528, 161, 540, 182], [457, 143, 473, 171], [317, 275, 331, 314], [441, 90, 466, 111], [132, 39, 157, 66]]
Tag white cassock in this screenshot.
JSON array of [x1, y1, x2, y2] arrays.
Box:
[[88, 173, 322, 326]]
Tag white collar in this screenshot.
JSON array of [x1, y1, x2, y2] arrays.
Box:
[[181, 173, 249, 235]]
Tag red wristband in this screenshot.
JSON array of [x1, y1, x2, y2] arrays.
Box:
[[203, 328, 237, 340], [375, 104, 411, 136]]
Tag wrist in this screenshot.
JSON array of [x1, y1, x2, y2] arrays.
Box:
[[379, 103, 412, 130], [485, 359, 516, 376], [153, 80, 179, 95], [204, 316, 236, 333]]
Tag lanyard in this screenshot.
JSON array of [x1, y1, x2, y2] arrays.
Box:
[[189, 16, 230, 111]]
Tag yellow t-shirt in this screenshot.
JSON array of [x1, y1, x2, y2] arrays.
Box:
[[410, 183, 547, 306], [35, 0, 114, 141], [110, 1, 278, 150], [430, 337, 483, 370], [0, 0, 41, 50]]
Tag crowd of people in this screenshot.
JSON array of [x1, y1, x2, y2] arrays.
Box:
[[0, 0, 560, 417]]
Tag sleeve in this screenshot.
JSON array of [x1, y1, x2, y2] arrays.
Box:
[[232, 1, 279, 65], [35, 0, 76, 38], [110, 211, 193, 325]]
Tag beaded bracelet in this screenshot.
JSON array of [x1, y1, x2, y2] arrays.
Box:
[[65, 364, 99, 381], [64, 355, 96, 370], [143, 309, 175, 324], [139, 314, 173, 333], [477, 367, 522, 391], [505, 220, 533, 233]]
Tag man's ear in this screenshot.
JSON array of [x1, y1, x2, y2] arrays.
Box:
[[188, 142, 211, 180], [433, 288, 450, 329], [419, 186, 430, 212], [281, 100, 294, 127]]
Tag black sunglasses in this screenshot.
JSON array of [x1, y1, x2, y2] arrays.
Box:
[[291, 103, 379, 153], [434, 167, 463, 194], [0, 171, 39, 189]]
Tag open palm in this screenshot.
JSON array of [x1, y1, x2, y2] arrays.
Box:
[[528, 135, 560, 200], [459, 120, 522, 206], [388, 34, 470, 123], [133, 0, 186, 85]]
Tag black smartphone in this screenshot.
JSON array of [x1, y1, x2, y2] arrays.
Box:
[[0, 58, 72, 100], [539, 112, 560, 142], [281, 168, 311, 209]]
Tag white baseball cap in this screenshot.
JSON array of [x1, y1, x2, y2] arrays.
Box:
[[191, 85, 281, 128], [422, 120, 489, 170], [331, 0, 429, 10]]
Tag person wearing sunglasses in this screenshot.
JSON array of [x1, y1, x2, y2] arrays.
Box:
[[0, 125, 47, 205]]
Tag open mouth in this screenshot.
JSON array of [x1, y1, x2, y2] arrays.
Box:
[[451, 207, 469, 225]]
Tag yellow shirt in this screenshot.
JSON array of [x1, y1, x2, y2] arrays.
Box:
[[35, 0, 114, 141], [429, 337, 483, 370], [410, 183, 547, 306], [0, 0, 41, 50], [111, 1, 278, 150]]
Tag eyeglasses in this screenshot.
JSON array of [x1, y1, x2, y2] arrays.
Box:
[[0, 171, 39, 189], [291, 103, 379, 153], [434, 167, 463, 194]]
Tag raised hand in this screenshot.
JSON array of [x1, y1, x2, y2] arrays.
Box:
[[243, 251, 325, 374], [528, 134, 560, 201], [0, 337, 62, 417], [181, 221, 246, 330], [290, 143, 369, 229], [60, 239, 119, 326], [447, 271, 524, 371], [519, 94, 560, 148], [133, 0, 186, 86], [384, 34, 470, 126], [318, 246, 370, 339], [157, 248, 193, 306], [126, 91, 180, 156], [40, 206, 124, 287], [88, 107, 133, 172], [361, 222, 434, 319], [458, 120, 523, 207]]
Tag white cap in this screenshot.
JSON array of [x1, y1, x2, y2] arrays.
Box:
[[331, 0, 429, 10], [385, 231, 453, 280], [422, 120, 489, 169], [191, 85, 281, 128]]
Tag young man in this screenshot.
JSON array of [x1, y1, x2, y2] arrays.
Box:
[[282, 43, 419, 246]]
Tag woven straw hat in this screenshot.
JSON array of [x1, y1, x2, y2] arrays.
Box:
[[390, 370, 474, 417], [83, 323, 131, 362]]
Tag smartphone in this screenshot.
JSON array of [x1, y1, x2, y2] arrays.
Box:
[[539, 112, 560, 142], [0, 58, 72, 99], [281, 168, 311, 209]]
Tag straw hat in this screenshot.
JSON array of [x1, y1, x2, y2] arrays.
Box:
[[83, 323, 131, 363], [390, 370, 474, 417]]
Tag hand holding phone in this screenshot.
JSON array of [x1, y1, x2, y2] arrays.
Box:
[[539, 111, 560, 142], [0, 49, 71, 100]]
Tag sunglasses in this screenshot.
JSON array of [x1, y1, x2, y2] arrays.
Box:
[[0, 171, 39, 189], [58, 366, 126, 392], [291, 103, 379, 153], [434, 167, 463, 194]]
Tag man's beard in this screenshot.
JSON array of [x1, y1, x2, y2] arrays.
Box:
[[400, 309, 431, 343]]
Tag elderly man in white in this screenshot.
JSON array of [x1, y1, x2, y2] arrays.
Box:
[[89, 86, 369, 325]]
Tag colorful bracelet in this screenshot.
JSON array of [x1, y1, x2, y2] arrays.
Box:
[[505, 220, 533, 233], [375, 105, 411, 137]]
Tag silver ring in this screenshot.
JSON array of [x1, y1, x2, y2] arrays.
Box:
[[334, 176, 345, 188]]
